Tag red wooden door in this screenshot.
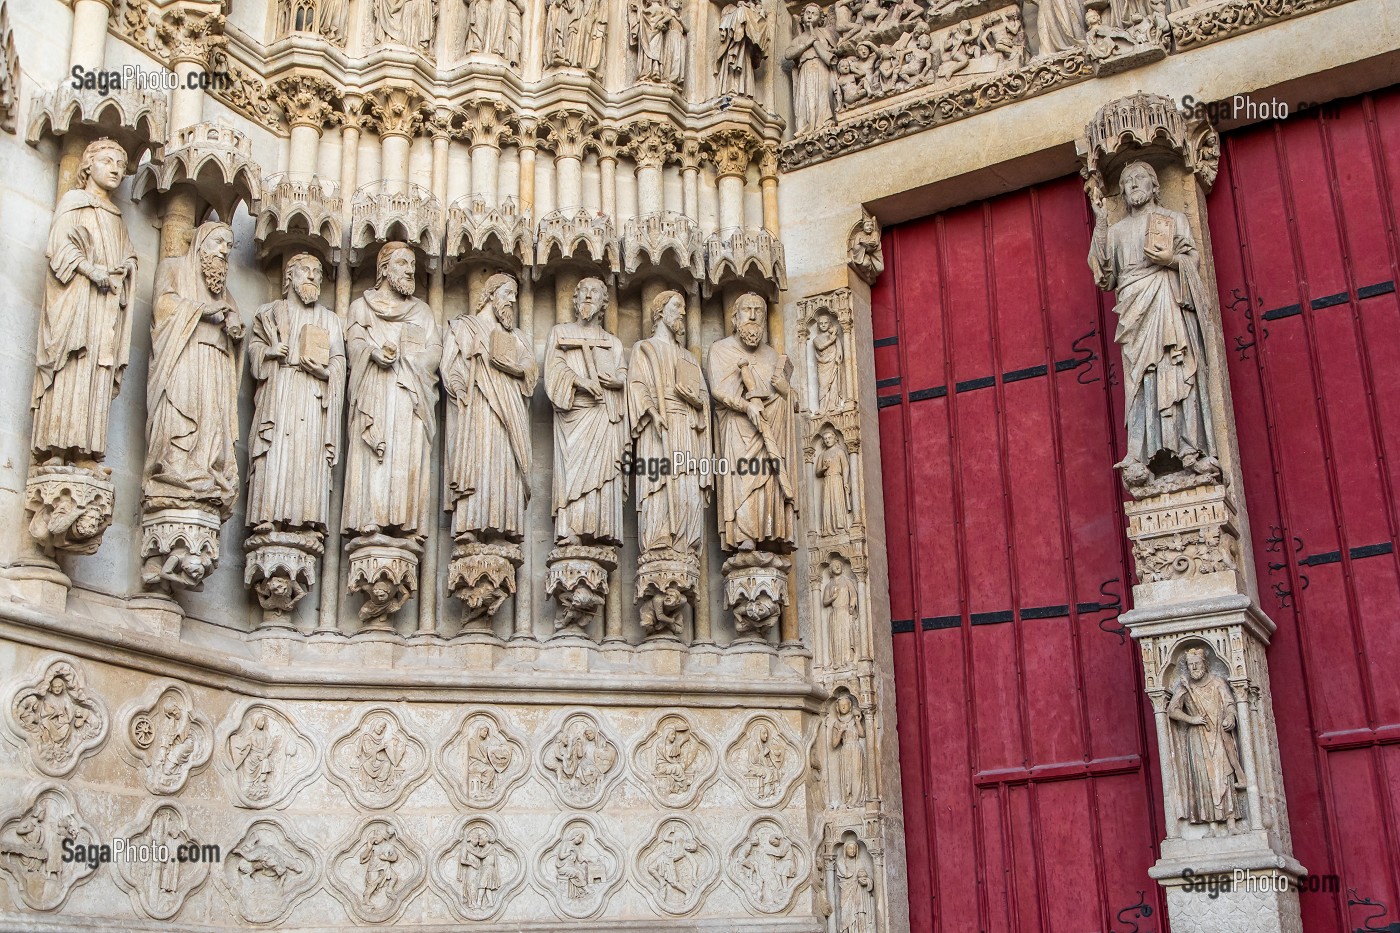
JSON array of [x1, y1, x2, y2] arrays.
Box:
[[874, 175, 1166, 932], [1211, 86, 1400, 933]]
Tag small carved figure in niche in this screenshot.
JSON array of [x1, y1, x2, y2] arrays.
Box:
[[544, 0, 607, 70], [811, 307, 849, 411], [824, 555, 860, 667], [542, 717, 617, 803], [815, 425, 853, 535], [355, 716, 407, 793], [229, 713, 291, 802], [783, 4, 835, 136], [1168, 646, 1246, 831], [552, 828, 600, 902], [836, 839, 877, 933], [12, 663, 104, 773], [1089, 161, 1221, 493], [713, 0, 769, 97], [463, 0, 524, 66], [743, 723, 786, 800], [652, 720, 699, 794], [644, 824, 699, 909], [824, 693, 867, 807], [463, 720, 512, 800], [143, 220, 244, 513], [457, 826, 502, 909], [738, 827, 797, 910], [31, 138, 137, 474], [358, 825, 402, 908], [372, 0, 439, 53]]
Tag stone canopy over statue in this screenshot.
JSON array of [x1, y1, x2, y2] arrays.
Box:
[[1090, 159, 1221, 497]]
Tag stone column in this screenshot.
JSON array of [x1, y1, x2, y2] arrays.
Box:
[[370, 85, 423, 191], [156, 5, 225, 259], [624, 120, 677, 216], [272, 76, 335, 178], [545, 109, 593, 211], [680, 135, 701, 223], [465, 98, 510, 206], [1078, 93, 1303, 933], [68, 0, 113, 71], [516, 118, 538, 215], [758, 146, 780, 236], [708, 129, 753, 232], [596, 127, 619, 220]]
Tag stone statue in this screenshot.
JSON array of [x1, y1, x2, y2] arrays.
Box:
[[457, 826, 504, 910], [317, 0, 350, 42], [810, 309, 848, 414], [443, 273, 538, 628], [373, 0, 439, 53], [1037, 0, 1085, 52], [1168, 646, 1245, 830], [823, 555, 859, 666], [835, 838, 877, 933], [30, 138, 136, 476], [847, 213, 883, 287], [10, 661, 106, 776], [1089, 160, 1220, 494], [545, 0, 607, 71], [464, 0, 524, 66], [783, 4, 834, 136], [245, 253, 345, 619], [714, 0, 769, 97], [823, 693, 867, 807], [628, 0, 687, 85], [815, 425, 852, 534]]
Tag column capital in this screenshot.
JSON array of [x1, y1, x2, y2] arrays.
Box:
[[364, 84, 425, 139], [541, 108, 596, 160], [461, 98, 514, 149], [679, 134, 703, 171], [272, 74, 338, 131], [594, 126, 621, 163], [704, 128, 758, 179], [621, 119, 678, 169], [757, 144, 779, 180], [155, 5, 226, 67]]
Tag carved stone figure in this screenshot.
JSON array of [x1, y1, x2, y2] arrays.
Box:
[[245, 252, 345, 619], [1038, 0, 1086, 52], [373, 0, 439, 53], [6, 660, 107, 777], [1083, 1, 1137, 60], [713, 0, 769, 97], [824, 555, 860, 667], [823, 693, 868, 807], [733, 818, 802, 913], [810, 308, 848, 414], [329, 708, 430, 810], [539, 818, 620, 919], [629, 0, 687, 85], [642, 820, 705, 913], [122, 685, 213, 795], [540, 712, 620, 808], [464, 0, 524, 66], [443, 273, 537, 627], [221, 705, 318, 809], [631, 714, 716, 807], [835, 838, 877, 933], [113, 804, 210, 921], [784, 4, 835, 136], [815, 425, 853, 534], [724, 716, 801, 806], [545, 0, 607, 71], [1089, 161, 1220, 495], [846, 213, 883, 287], [327, 818, 426, 924], [1168, 646, 1245, 830], [430, 817, 522, 921], [221, 821, 318, 925], [318, 0, 350, 42], [0, 787, 97, 911]]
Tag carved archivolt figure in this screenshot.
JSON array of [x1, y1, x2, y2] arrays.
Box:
[[1168, 647, 1245, 829], [342, 243, 442, 539], [1090, 161, 1220, 492], [824, 693, 867, 807], [373, 0, 439, 53], [30, 138, 136, 473], [708, 293, 796, 552], [464, 0, 524, 66], [143, 221, 244, 515], [783, 4, 834, 136], [713, 0, 769, 97], [545, 277, 628, 546], [815, 425, 853, 535], [823, 555, 860, 667]]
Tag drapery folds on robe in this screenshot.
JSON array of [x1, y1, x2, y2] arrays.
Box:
[[628, 334, 710, 553]]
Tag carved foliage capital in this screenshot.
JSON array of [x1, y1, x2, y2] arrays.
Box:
[[365, 85, 426, 138], [462, 98, 515, 148], [272, 74, 338, 130], [622, 119, 679, 168], [542, 109, 597, 159], [704, 128, 758, 177], [155, 6, 227, 66]]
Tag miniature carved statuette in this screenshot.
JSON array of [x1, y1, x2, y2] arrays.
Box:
[[430, 817, 523, 921], [26, 139, 137, 556], [639, 818, 716, 915], [1089, 161, 1222, 498], [141, 220, 244, 593], [823, 555, 861, 667], [713, 0, 769, 97], [731, 817, 805, 913], [810, 306, 850, 414], [220, 820, 319, 925], [121, 684, 214, 795], [443, 273, 537, 632], [833, 836, 878, 933], [540, 712, 620, 808], [113, 804, 210, 921], [6, 659, 107, 777], [327, 818, 427, 924], [342, 242, 442, 631], [630, 290, 710, 640], [245, 252, 346, 625], [0, 786, 98, 911], [820, 692, 868, 808], [847, 212, 883, 286], [815, 424, 854, 535], [545, 277, 628, 637], [1168, 646, 1246, 833]]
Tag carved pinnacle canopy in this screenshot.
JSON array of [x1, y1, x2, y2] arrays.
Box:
[[1079, 92, 1220, 192]]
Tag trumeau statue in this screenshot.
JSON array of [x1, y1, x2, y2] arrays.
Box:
[[1168, 646, 1246, 831], [1090, 160, 1221, 495], [628, 0, 687, 86], [27, 139, 137, 555], [463, 0, 524, 66], [372, 0, 440, 54], [783, 4, 835, 136], [245, 253, 345, 619], [714, 0, 769, 97]]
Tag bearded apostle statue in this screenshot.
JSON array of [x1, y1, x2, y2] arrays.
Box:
[[26, 138, 137, 557], [244, 253, 346, 622], [1090, 160, 1221, 496], [443, 273, 538, 629], [708, 293, 797, 640], [1167, 646, 1246, 831], [629, 290, 710, 639], [543, 277, 628, 637], [140, 221, 244, 593], [713, 0, 769, 97], [342, 242, 442, 630]]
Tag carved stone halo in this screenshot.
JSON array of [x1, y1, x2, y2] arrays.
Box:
[[633, 815, 720, 917], [536, 709, 624, 810], [325, 816, 428, 925], [533, 814, 625, 921], [428, 815, 526, 922], [3, 655, 108, 778], [0, 783, 101, 912], [117, 680, 214, 795], [722, 713, 804, 809], [726, 815, 810, 915], [436, 708, 530, 810], [214, 701, 320, 810], [629, 711, 718, 809], [216, 818, 320, 925], [327, 706, 431, 811], [112, 802, 213, 921]]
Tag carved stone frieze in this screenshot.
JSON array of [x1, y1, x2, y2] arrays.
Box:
[[1172, 0, 1356, 50], [327, 707, 431, 810], [0, 784, 99, 911], [112, 802, 212, 921], [623, 212, 705, 279], [217, 818, 320, 925], [437, 709, 530, 809], [132, 122, 263, 221], [326, 816, 428, 924], [538, 710, 622, 809], [444, 195, 534, 269], [215, 702, 320, 810], [534, 815, 624, 920], [349, 182, 444, 266], [635, 816, 720, 916], [723, 714, 803, 808], [429, 815, 526, 922], [26, 83, 167, 164], [4, 657, 108, 778], [118, 681, 214, 796], [630, 712, 719, 808], [254, 174, 344, 262], [727, 815, 808, 914]]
